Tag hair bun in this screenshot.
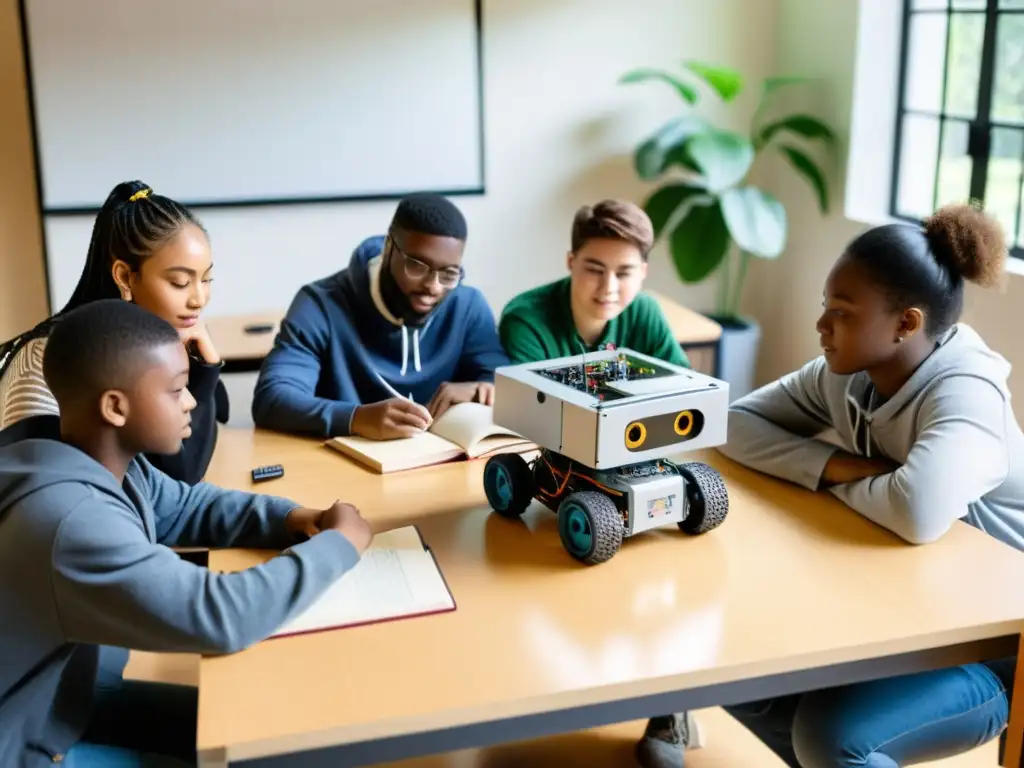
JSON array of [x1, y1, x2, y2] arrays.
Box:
[[923, 202, 1007, 287]]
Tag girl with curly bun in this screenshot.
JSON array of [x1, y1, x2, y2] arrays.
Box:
[[704, 203, 1023, 768]]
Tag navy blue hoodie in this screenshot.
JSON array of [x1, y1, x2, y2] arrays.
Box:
[[251, 236, 510, 437]]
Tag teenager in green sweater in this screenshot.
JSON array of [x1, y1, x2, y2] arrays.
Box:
[[498, 199, 690, 368], [499, 199, 699, 762]]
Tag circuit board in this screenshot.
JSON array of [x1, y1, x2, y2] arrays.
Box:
[[536, 352, 668, 401]]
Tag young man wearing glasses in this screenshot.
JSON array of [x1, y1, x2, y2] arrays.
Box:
[[252, 194, 509, 440]]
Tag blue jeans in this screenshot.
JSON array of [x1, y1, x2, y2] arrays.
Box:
[[727, 660, 1014, 767], [64, 648, 198, 767]]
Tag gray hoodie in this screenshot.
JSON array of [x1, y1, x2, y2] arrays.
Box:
[[718, 324, 1024, 551], [0, 433, 361, 766]]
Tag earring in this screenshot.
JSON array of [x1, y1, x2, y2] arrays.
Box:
[[896, 336, 904, 344], [121, 289, 132, 302]]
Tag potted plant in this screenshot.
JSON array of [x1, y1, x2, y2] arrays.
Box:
[[619, 60, 836, 400]]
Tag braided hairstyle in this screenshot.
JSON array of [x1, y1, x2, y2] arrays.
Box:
[[0, 180, 207, 379]]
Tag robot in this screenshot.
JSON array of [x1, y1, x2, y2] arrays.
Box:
[[482, 348, 730, 565]]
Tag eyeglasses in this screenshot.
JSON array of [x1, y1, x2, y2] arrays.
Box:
[[388, 237, 463, 289]]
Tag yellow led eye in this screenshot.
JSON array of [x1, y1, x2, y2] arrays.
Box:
[[625, 421, 646, 449], [674, 410, 694, 436]]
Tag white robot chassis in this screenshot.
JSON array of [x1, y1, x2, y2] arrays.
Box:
[[482, 348, 731, 565]]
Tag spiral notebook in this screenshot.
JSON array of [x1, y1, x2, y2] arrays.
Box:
[[270, 525, 455, 639]]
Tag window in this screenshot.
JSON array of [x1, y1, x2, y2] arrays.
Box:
[[891, 0, 1024, 255]]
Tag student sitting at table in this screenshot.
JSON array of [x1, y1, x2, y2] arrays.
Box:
[[708, 202, 1024, 768], [0, 299, 374, 767], [251, 193, 509, 439], [498, 198, 698, 766], [0, 180, 228, 486], [498, 199, 690, 368]]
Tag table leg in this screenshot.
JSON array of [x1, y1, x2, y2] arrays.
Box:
[[1002, 634, 1024, 768]]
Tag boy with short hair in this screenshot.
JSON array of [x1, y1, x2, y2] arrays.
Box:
[[499, 199, 690, 368], [499, 200, 700, 766], [0, 300, 373, 766]]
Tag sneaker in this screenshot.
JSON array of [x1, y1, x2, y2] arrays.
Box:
[[634, 712, 704, 768]]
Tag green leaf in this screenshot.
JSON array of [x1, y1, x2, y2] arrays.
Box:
[[643, 183, 706, 239], [779, 144, 830, 213], [686, 129, 755, 192], [761, 75, 809, 97], [757, 114, 836, 148], [667, 201, 731, 283], [619, 68, 699, 104], [682, 61, 744, 102], [633, 116, 708, 180], [720, 187, 787, 259]]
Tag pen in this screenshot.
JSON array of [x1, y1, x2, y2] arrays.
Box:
[[375, 372, 415, 403]]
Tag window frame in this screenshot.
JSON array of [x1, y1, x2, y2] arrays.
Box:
[[889, 0, 1024, 259]]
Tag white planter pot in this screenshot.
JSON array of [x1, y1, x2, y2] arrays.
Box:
[[707, 314, 761, 402]]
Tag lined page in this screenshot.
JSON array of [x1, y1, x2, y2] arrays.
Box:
[[271, 542, 454, 638]]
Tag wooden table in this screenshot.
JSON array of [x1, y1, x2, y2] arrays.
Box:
[[203, 292, 722, 375], [194, 427, 1024, 767]]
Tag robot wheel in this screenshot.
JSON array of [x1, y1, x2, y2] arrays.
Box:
[[557, 490, 623, 565], [677, 462, 730, 535], [483, 453, 535, 519]]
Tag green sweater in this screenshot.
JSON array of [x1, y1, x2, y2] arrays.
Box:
[[499, 277, 690, 368]]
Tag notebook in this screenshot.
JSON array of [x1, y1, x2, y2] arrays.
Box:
[[326, 401, 536, 473], [270, 525, 455, 639]]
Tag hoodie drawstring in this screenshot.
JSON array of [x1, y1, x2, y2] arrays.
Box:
[[398, 326, 422, 377], [845, 379, 872, 458]]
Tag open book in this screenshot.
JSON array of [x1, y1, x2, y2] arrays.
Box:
[[326, 401, 536, 473], [270, 526, 455, 639]]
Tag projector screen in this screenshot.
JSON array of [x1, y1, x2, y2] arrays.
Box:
[[21, 0, 485, 211]]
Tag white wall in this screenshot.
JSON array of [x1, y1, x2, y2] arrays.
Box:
[[42, 0, 779, 320], [746, 0, 1024, 410]]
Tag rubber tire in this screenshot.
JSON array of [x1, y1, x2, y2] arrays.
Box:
[[677, 462, 729, 534], [557, 490, 623, 565], [484, 453, 534, 519]]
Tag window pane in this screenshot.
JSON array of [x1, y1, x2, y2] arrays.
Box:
[[905, 13, 949, 112], [992, 15, 1024, 123], [984, 128, 1022, 242], [897, 115, 941, 218], [936, 120, 973, 206], [1000, 1, 1024, 8], [912, 0, 947, 8], [944, 13, 985, 117], [952, 0, 985, 7]]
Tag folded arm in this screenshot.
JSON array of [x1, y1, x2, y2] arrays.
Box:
[[829, 376, 1009, 544], [717, 356, 841, 489], [251, 291, 357, 437], [53, 503, 359, 655]]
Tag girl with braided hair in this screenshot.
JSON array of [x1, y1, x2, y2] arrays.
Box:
[[0, 180, 227, 485]]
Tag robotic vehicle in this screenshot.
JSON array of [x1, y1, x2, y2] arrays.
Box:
[[483, 348, 731, 565]]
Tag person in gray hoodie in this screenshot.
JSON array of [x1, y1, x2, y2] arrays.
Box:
[[709, 203, 1021, 768], [0, 299, 374, 767]]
